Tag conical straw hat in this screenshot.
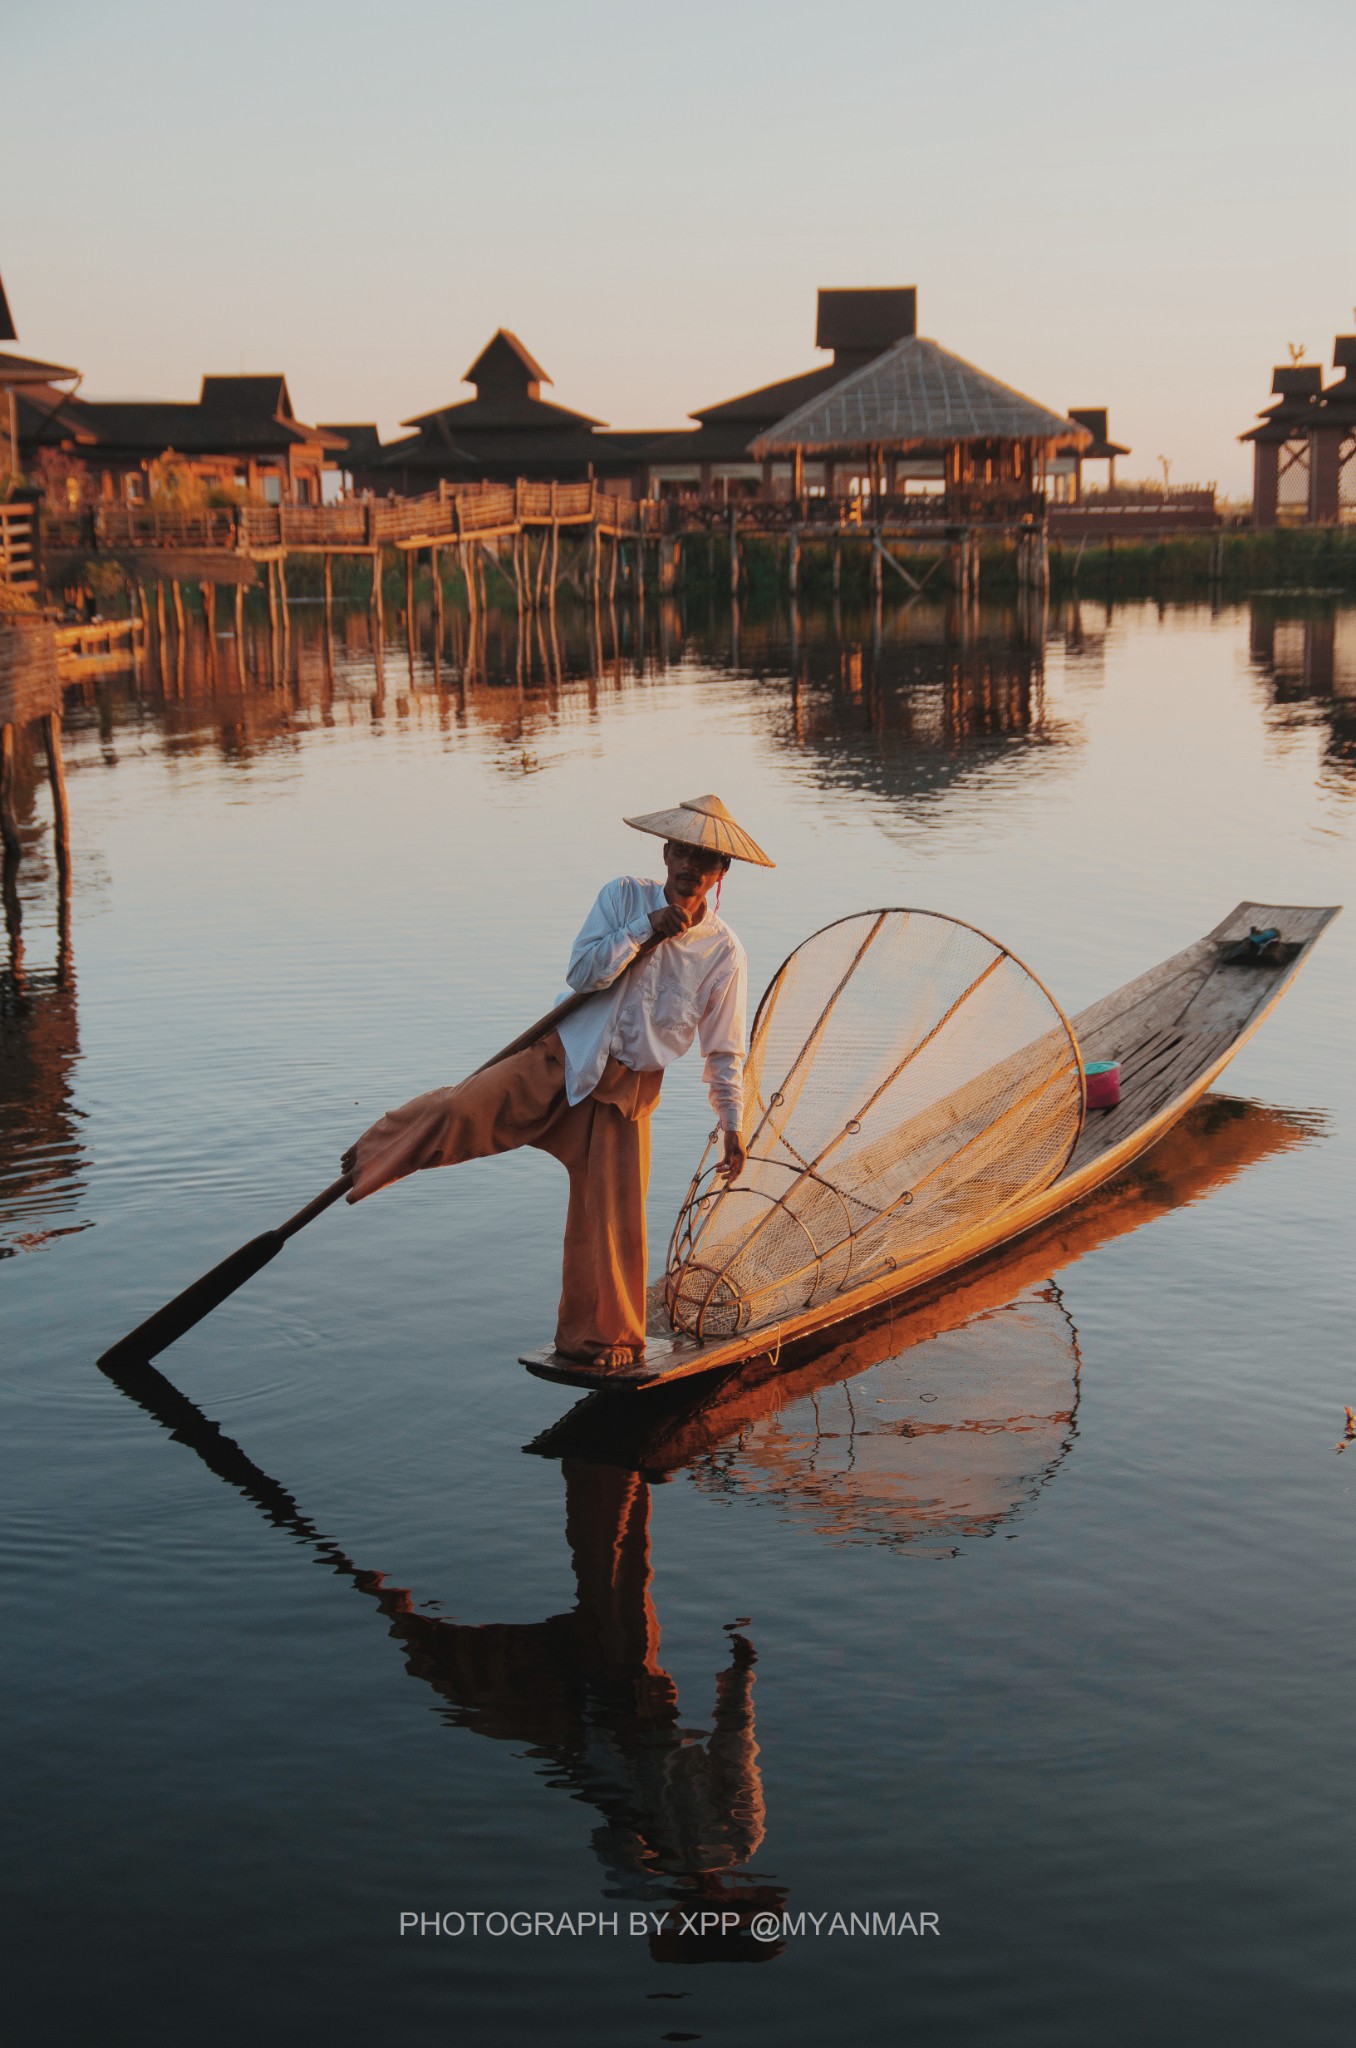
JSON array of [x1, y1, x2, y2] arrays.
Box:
[[624, 793, 775, 868]]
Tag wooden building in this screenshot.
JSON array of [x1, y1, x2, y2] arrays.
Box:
[[751, 331, 1089, 516], [1046, 408, 1130, 503], [639, 289, 919, 502], [0, 269, 82, 493], [15, 374, 341, 506], [1243, 338, 1356, 527], [371, 330, 660, 494]]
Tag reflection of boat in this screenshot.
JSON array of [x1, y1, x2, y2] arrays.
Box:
[[682, 1281, 1080, 1557], [95, 1091, 1317, 1961], [528, 1093, 1325, 1539], [525, 903, 1338, 1391]]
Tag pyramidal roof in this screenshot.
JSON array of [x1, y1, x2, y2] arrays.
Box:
[[752, 335, 1089, 454]]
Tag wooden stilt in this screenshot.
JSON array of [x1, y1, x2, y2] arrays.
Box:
[[832, 541, 842, 597], [372, 549, 385, 642], [277, 557, 290, 661], [266, 561, 279, 637], [0, 723, 21, 860], [728, 506, 739, 598], [235, 583, 246, 685], [202, 582, 217, 683], [156, 579, 169, 647], [406, 549, 417, 683], [608, 531, 618, 604], [549, 521, 560, 608], [788, 528, 799, 599], [39, 711, 71, 879], [323, 553, 333, 636], [432, 544, 444, 647], [635, 531, 645, 607]]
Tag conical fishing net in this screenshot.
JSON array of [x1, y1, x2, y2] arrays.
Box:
[[665, 910, 1084, 1340]]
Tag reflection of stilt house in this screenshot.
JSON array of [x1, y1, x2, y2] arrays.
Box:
[[1243, 338, 1356, 527], [1248, 601, 1356, 789]]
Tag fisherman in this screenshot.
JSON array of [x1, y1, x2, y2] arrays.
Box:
[[342, 795, 774, 1370]]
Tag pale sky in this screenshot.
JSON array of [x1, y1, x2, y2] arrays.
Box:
[[5, 0, 1354, 493]]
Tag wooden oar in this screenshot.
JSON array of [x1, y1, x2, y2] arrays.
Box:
[[97, 932, 665, 1371]]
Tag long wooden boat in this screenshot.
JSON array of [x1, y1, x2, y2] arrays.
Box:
[[522, 901, 1339, 1393]]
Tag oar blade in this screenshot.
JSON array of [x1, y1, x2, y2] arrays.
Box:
[[97, 1231, 285, 1371]]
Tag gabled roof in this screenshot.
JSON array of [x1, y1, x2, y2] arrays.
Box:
[[1069, 409, 1130, 460], [320, 423, 384, 463], [464, 328, 550, 391], [401, 392, 604, 432], [691, 361, 853, 427], [0, 274, 16, 345], [752, 336, 1091, 454], [1239, 365, 1326, 444], [15, 385, 99, 447], [0, 348, 81, 386]]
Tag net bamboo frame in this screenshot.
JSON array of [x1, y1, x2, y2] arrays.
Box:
[[665, 910, 1085, 1341]]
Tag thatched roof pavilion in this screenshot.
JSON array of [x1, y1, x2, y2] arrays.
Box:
[[752, 334, 1090, 505]]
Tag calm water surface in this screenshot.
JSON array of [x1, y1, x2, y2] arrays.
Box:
[[3, 592, 1353, 2046]]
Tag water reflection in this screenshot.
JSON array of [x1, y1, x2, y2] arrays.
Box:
[[533, 1095, 1321, 1556], [726, 602, 1078, 812], [97, 1349, 786, 1962], [1248, 601, 1356, 796], [96, 1092, 1318, 1968], [0, 848, 84, 1257], [63, 594, 1079, 807]]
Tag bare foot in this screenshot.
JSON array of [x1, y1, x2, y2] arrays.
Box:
[[557, 1345, 645, 1371]]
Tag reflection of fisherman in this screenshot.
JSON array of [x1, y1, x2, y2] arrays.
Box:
[[368, 1461, 772, 1901], [342, 796, 774, 1370]]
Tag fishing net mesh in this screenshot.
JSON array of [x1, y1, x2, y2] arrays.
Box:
[[665, 910, 1084, 1340]]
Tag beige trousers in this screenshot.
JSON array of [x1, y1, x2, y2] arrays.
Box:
[[346, 1032, 662, 1361]]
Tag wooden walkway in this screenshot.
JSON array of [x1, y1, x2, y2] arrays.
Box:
[[33, 478, 1050, 612]]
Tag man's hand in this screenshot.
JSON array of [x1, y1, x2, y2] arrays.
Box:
[[648, 903, 693, 940], [716, 1128, 746, 1182]]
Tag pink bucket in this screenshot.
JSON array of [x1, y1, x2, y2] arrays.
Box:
[[1085, 1060, 1121, 1110]]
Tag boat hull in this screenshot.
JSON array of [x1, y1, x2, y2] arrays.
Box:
[[522, 902, 1339, 1393]]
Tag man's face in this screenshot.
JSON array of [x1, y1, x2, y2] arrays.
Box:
[[663, 839, 727, 907]]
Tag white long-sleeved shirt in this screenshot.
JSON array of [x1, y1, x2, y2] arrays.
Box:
[[555, 876, 747, 1129]]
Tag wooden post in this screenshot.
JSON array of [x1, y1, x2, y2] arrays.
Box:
[[608, 531, 618, 604], [728, 505, 739, 598], [832, 541, 842, 597], [549, 521, 560, 609], [788, 528, 800, 598], [171, 578, 187, 647], [635, 530, 645, 607], [39, 711, 71, 879], [405, 547, 415, 640], [266, 561, 279, 638], [323, 552, 333, 635], [433, 544, 444, 646], [156, 579, 169, 648], [0, 723, 21, 860], [372, 549, 385, 643], [278, 556, 290, 649], [870, 533, 882, 602], [202, 582, 216, 683], [235, 583, 246, 685]]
